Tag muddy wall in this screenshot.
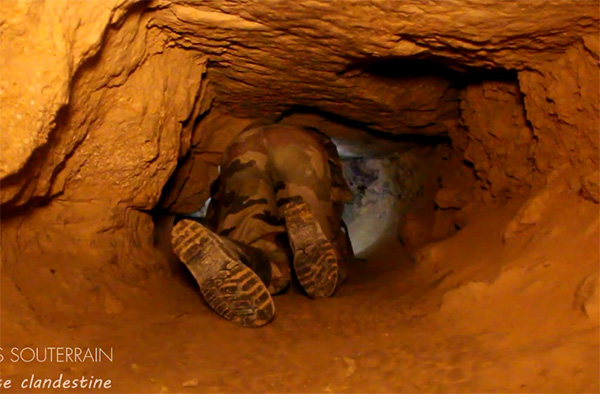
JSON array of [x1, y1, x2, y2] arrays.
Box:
[[0, 1, 598, 302]]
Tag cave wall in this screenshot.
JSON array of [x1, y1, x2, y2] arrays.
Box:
[[456, 79, 539, 199], [1, 3, 210, 208], [0, 1, 598, 296], [1, 2, 216, 319], [0, 3, 212, 318], [520, 41, 599, 173], [2, 1, 598, 205], [158, 108, 255, 214], [152, 1, 599, 135]]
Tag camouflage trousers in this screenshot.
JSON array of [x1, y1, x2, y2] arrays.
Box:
[[206, 125, 353, 294]]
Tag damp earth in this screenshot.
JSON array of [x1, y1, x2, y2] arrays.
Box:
[[1, 1, 598, 393]]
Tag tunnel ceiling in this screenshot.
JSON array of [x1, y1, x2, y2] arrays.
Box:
[[148, 0, 597, 133], [0, 0, 598, 208]]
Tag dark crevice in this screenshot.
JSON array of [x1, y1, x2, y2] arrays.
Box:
[[277, 105, 452, 145], [340, 55, 518, 83], [340, 56, 468, 79]]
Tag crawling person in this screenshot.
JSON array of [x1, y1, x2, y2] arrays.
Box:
[[171, 124, 354, 327]]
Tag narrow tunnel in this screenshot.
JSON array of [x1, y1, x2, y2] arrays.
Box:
[[1, 1, 599, 393]]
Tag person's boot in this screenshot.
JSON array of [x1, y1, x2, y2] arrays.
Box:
[[283, 200, 339, 299], [171, 219, 275, 327]]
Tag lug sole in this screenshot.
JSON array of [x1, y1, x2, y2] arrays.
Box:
[[171, 219, 275, 327], [284, 201, 339, 299]]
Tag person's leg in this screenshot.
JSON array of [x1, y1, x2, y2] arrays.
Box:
[[203, 125, 352, 301], [264, 126, 345, 298], [248, 232, 293, 294], [214, 128, 292, 294], [171, 219, 275, 327]]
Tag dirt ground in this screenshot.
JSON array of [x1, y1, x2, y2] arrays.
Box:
[[1, 190, 598, 393]]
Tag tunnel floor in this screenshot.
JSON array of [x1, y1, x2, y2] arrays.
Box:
[[2, 195, 598, 393]]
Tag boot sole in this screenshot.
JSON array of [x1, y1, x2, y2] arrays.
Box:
[[284, 201, 339, 298], [171, 219, 275, 327]]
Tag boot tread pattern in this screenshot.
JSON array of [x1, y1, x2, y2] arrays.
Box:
[[284, 201, 339, 299], [171, 219, 275, 327]]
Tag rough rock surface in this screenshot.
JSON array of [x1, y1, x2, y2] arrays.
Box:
[[151, 1, 598, 135], [1, 5, 209, 208], [580, 170, 600, 204], [0, 0, 137, 180], [519, 42, 600, 173], [1, 5, 210, 311], [0, 1, 598, 391], [2, 0, 598, 208], [435, 188, 469, 210], [457, 80, 540, 199], [0, 0, 596, 296]]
